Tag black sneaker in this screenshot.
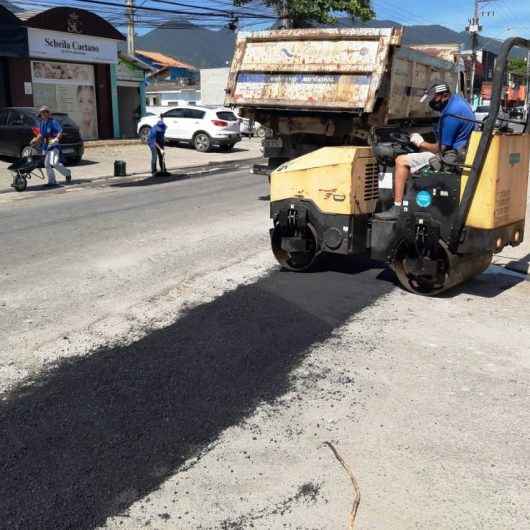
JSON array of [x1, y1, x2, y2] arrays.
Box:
[[375, 204, 402, 220]]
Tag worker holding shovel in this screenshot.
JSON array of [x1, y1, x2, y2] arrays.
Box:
[[147, 116, 169, 176]]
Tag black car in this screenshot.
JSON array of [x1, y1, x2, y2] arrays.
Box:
[[0, 107, 84, 164]]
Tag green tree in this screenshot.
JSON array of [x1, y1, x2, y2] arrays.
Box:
[[233, 0, 374, 28], [508, 58, 528, 77]]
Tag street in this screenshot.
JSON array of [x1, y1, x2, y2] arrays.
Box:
[[1, 167, 529, 529]]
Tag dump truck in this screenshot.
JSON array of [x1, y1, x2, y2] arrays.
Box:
[[225, 27, 460, 173]]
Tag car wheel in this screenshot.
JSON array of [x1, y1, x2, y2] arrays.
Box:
[[21, 145, 36, 159], [139, 126, 151, 144], [194, 132, 211, 153]]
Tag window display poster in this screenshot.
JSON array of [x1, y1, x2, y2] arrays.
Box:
[[31, 61, 99, 140]]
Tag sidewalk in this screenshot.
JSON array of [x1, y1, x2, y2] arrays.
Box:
[[0, 137, 263, 193]]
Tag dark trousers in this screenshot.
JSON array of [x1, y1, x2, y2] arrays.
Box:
[[150, 146, 166, 173]]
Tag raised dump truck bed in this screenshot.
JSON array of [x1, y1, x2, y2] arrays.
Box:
[[225, 28, 459, 166]]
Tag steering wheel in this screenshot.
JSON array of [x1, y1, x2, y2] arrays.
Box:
[[389, 131, 417, 152]]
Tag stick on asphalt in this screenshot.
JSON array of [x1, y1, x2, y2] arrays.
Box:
[[324, 441, 361, 530]]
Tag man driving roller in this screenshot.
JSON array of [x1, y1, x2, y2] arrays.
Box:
[[376, 83, 475, 220]]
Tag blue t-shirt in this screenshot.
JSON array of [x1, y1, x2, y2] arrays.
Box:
[[39, 118, 63, 152], [438, 95, 475, 151], [147, 121, 167, 148]]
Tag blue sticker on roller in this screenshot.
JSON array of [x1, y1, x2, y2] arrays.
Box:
[[416, 190, 432, 208]]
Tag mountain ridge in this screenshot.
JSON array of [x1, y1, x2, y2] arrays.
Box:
[[135, 18, 523, 69]]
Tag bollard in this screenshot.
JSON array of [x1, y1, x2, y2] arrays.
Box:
[[114, 160, 126, 177]]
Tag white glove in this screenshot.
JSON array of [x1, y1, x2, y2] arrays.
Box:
[[410, 133, 425, 148]]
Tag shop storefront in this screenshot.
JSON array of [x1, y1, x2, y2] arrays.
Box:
[[111, 54, 150, 138], [10, 7, 124, 140]]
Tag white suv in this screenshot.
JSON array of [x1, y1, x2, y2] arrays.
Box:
[[137, 106, 241, 152]]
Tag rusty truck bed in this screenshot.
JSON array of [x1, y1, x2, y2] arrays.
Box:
[[225, 28, 458, 121]]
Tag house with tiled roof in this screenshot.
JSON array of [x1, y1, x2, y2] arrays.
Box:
[[136, 49, 198, 86]]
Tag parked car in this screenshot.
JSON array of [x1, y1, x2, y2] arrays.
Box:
[[474, 105, 510, 125], [137, 106, 241, 152], [236, 113, 265, 137], [509, 106, 527, 120], [0, 107, 84, 164]]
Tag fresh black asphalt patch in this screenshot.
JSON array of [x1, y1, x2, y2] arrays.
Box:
[[0, 258, 394, 530]]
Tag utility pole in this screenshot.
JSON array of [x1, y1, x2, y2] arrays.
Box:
[[127, 0, 135, 56], [526, 51, 530, 114], [466, 0, 497, 104], [279, 0, 291, 29], [468, 1, 480, 103]]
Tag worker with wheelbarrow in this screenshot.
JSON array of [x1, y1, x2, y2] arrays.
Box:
[[30, 105, 72, 187]]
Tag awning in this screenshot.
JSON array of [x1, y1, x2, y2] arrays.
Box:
[[0, 6, 28, 57]]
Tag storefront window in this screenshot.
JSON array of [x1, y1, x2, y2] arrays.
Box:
[[31, 60, 99, 140]]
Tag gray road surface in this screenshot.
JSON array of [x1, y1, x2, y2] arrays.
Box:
[[0, 168, 529, 530]]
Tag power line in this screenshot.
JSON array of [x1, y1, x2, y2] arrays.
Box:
[[68, 0, 275, 19]]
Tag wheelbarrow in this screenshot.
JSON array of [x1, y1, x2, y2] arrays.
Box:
[[8, 154, 71, 192]]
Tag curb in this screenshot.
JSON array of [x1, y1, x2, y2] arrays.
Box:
[[84, 139, 141, 149]]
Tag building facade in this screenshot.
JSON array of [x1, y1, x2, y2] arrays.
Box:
[[0, 5, 28, 108], [145, 84, 200, 108], [136, 50, 198, 86], [1, 7, 128, 141], [200, 67, 230, 107], [112, 53, 151, 138]]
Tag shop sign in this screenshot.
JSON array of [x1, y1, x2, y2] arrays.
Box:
[[28, 28, 118, 64], [117, 59, 145, 83]]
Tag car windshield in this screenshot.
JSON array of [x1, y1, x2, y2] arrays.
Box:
[[475, 106, 490, 113], [216, 111, 238, 121]]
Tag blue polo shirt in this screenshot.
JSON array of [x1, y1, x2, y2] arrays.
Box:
[[147, 121, 167, 148], [438, 95, 475, 151], [39, 118, 63, 152]]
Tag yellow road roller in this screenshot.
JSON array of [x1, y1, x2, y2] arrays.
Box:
[[269, 37, 530, 295]]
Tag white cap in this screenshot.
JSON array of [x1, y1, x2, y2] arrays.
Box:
[[420, 83, 451, 103], [38, 105, 50, 115]]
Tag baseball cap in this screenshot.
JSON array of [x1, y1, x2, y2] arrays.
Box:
[[420, 83, 451, 103], [38, 105, 50, 115]]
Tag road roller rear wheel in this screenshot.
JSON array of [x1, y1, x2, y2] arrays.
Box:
[[271, 224, 319, 272], [393, 241, 492, 296]]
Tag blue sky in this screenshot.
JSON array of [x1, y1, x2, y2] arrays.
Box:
[[11, 0, 530, 39]]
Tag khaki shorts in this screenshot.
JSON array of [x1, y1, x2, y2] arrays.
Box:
[[403, 152, 437, 174]]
